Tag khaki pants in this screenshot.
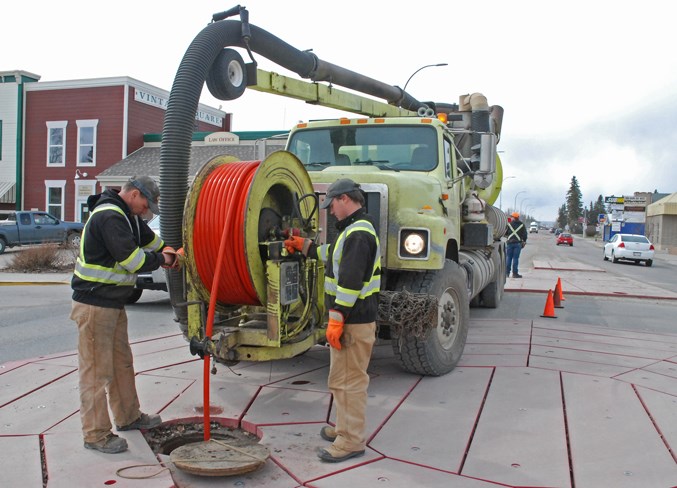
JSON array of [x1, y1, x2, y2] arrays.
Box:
[[327, 321, 376, 452], [71, 301, 141, 443]]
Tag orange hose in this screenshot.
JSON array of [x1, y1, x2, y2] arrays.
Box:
[[191, 160, 261, 439]]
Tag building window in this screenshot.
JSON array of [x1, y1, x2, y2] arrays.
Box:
[[45, 180, 66, 219], [46, 121, 68, 166], [77, 119, 98, 166], [0, 120, 3, 161]]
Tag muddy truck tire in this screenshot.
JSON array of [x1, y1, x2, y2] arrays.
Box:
[[391, 259, 469, 376]]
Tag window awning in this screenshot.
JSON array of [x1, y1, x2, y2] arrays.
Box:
[[0, 181, 15, 202]]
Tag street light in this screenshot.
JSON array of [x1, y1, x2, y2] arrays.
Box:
[[519, 198, 531, 216], [499, 175, 516, 211], [513, 190, 527, 213], [402, 63, 448, 92]]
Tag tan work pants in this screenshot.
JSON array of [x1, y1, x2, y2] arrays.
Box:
[[71, 301, 141, 443], [327, 321, 376, 452]]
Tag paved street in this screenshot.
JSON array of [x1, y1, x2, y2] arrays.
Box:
[[1, 236, 677, 487]]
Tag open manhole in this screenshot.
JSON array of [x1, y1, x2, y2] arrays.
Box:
[[143, 421, 270, 477]]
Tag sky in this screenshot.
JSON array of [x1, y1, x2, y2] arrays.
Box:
[[6, 0, 677, 222]]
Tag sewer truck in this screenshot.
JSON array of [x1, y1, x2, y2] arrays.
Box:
[[159, 6, 507, 376]]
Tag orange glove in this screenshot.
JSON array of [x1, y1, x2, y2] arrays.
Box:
[[326, 309, 345, 350], [172, 247, 185, 270], [284, 236, 309, 254], [162, 246, 184, 269]]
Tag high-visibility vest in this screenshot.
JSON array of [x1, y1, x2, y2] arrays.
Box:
[[73, 204, 157, 286], [320, 219, 381, 308], [507, 222, 525, 242]]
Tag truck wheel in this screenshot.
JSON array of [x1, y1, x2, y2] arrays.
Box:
[[478, 245, 505, 309], [126, 288, 143, 304], [206, 48, 247, 101], [66, 232, 81, 249], [391, 260, 469, 376], [0, 238, 6, 255], [479, 279, 502, 309]]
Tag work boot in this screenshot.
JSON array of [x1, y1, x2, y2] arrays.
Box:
[[317, 445, 365, 463], [117, 412, 162, 431], [512, 273, 523, 278], [320, 426, 337, 442], [84, 433, 128, 454]]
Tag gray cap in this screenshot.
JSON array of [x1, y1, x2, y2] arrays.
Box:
[[320, 178, 361, 209], [130, 176, 161, 214]]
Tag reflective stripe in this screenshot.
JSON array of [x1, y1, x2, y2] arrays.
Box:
[[143, 234, 163, 252], [318, 244, 330, 263], [74, 260, 137, 285], [76, 203, 145, 285], [325, 219, 381, 306]]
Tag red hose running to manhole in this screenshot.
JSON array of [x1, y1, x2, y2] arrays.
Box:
[[192, 160, 261, 439]]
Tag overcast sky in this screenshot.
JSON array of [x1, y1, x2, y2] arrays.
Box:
[[6, 0, 676, 221]]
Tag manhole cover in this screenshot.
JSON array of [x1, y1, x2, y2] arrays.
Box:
[[170, 439, 270, 477], [143, 421, 269, 477]]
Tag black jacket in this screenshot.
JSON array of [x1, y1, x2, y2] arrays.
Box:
[[506, 218, 528, 245], [308, 208, 380, 324], [71, 189, 165, 309]]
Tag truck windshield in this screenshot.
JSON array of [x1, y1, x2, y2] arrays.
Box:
[[287, 125, 438, 171]]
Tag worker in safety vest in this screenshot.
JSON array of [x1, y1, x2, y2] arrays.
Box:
[[505, 211, 528, 278], [285, 178, 381, 463], [70, 176, 180, 454]]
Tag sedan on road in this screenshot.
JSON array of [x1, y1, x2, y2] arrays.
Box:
[[556, 232, 573, 246], [603, 233, 654, 266]]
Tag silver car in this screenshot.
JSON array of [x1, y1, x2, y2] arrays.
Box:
[[603, 233, 654, 267]]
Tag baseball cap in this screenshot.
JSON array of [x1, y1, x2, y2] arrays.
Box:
[[130, 176, 161, 214], [511, 212, 519, 218], [320, 178, 361, 209]]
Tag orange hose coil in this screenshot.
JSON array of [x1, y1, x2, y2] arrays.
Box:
[[193, 160, 261, 306]]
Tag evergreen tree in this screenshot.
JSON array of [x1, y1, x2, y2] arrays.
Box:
[[557, 203, 567, 229], [591, 195, 606, 224], [566, 176, 583, 232]]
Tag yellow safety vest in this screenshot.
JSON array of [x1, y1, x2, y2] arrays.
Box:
[[320, 219, 381, 308], [73, 204, 159, 286]]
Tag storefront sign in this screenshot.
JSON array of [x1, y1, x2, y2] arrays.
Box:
[[205, 132, 240, 144], [135, 88, 223, 127]]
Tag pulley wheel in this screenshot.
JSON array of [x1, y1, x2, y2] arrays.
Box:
[[170, 439, 270, 477]]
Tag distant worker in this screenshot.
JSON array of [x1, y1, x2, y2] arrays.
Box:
[[284, 178, 381, 463], [505, 211, 528, 278], [70, 176, 181, 454]]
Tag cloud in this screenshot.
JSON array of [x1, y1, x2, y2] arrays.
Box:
[[501, 91, 677, 221]]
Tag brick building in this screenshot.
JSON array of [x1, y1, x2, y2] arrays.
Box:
[[1, 72, 227, 221]]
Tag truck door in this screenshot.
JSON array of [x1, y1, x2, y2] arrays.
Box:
[[29, 212, 64, 243]]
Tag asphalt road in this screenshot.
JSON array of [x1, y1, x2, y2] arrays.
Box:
[[0, 286, 179, 363], [1, 233, 675, 363]]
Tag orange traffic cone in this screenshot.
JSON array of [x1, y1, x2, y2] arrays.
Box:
[[553, 281, 564, 309], [556, 277, 566, 302], [540, 289, 557, 318]]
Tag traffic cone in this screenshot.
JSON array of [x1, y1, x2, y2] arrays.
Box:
[[553, 281, 564, 309], [556, 277, 566, 302], [540, 289, 557, 318]]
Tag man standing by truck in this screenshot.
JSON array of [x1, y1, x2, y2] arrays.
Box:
[[505, 211, 528, 278], [70, 176, 178, 454], [285, 178, 381, 462]]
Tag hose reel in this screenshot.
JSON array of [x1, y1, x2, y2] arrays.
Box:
[[182, 151, 326, 362]]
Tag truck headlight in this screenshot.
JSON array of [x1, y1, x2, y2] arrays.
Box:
[[399, 229, 429, 259]]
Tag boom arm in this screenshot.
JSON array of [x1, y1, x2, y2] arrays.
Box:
[[252, 69, 417, 118]]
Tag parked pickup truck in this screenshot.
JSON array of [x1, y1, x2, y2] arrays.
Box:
[[0, 211, 84, 254]]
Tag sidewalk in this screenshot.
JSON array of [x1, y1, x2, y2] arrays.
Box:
[[2, 249, 677, 487]]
